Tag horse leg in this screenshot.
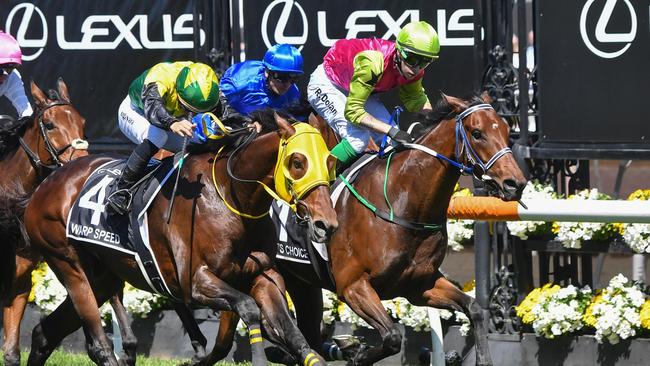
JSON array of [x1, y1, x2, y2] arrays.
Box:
[[190, 266, 267, 366], [340, 279, 403, 366], [283, 270, 324, 351], [422, 271, 492, 366], [172, 302, 207, 362], [2, 255, 37, 366], [109, 291, 138, 366], [249, 269, 326, 366], [27, 255, 119, 366]]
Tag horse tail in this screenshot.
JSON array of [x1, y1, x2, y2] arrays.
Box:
[[0, 182, 31, 300]]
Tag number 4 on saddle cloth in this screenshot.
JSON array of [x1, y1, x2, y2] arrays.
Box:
[[66, 157, 183, 299]]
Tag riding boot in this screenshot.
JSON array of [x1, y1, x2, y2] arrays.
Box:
[[330, 139, 359, 176], [106, 139, 159, 215]]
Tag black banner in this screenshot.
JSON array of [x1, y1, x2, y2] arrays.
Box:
[[242, 0, 480, 109], [537, 0, 650, 145], [1, 1, 203, 146]]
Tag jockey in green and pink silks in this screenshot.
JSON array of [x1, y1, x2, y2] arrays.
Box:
[[307, 21, 440, 166]]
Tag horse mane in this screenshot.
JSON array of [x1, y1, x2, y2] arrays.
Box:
[[0, 89, 63, 157], [414, 92, 487, 138]]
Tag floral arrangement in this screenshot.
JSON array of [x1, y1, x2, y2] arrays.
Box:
[[447, 186, 475, 251], [552, 188, 618, 249], [32, 263, 167, 319], [583, 274, 645, 344], [517, 274, 650, 344], [619, 190, 650, 253], [506, 180, 556, 240], [530, 284, 593, 338]]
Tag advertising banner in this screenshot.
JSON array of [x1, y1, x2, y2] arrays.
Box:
[[1, 1, 202, 145], [537, 0, 650, 144]]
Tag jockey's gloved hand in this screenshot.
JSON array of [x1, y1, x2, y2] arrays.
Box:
[[388, 126, 415, 144]]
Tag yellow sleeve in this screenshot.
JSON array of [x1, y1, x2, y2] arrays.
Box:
[[344, 50, 385, 124], [398, 79, 430, 112]]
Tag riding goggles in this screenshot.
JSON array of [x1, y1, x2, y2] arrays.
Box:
[[269, 71, 301, 84], [1, 65, 16, 76], [399, 50, 436, 69]]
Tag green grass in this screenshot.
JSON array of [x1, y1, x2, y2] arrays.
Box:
[[1, 350, 251, 365]]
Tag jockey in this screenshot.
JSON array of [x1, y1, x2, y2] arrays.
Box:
[[107, 61, 220, 215], [307, 21, 439, 167], [0, 31, 33, 121], [219, 44, 303, 131]]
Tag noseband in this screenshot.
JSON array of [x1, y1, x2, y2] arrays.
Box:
[[454, 103, 512, 180], [19, 100, 89, 171]]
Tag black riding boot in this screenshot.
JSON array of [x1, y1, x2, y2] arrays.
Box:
[[106, 139, 159, 215]]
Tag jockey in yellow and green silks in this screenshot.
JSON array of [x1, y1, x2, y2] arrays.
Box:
[[107, 61, 220, 215]]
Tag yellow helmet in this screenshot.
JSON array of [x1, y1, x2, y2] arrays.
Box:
[[176, 63, 220, 113]]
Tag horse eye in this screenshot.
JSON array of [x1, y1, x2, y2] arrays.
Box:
[[292, 160, 303, 170], [44, 122, 56, 130], [471, 130, 482, 140]]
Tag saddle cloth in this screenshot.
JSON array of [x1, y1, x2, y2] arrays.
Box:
[[271, 150, 384, 285], [66, 156, 184, 299]]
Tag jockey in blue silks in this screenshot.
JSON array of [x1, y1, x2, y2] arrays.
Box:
[[219, 44, 304, 131]]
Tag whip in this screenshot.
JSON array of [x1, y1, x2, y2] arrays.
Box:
[[166, 136, 188, 224]]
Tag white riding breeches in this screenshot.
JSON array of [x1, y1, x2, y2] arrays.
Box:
[[117, 95, 184, 152], [307, 64, 391, 154]]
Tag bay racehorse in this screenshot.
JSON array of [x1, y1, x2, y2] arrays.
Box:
[[210, 93, 527, 365], [22, 112, 337, 366], [1, 78, 89, 366]]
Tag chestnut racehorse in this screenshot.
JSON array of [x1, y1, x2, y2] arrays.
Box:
[[22, 113, 337, 366], [209, 93, 527, 366], [1, 79, 89, 366]]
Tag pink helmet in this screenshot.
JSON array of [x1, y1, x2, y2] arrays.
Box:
[[0, 31, 22, 66]]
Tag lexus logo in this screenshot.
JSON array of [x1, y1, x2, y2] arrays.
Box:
[[261, 0, 308, 50], [5, 3, 48, 61], [579, 0, 637, 59]]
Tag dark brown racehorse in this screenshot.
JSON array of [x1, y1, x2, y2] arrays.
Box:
[[209, 93, 527, 366], [22, 113, 337, 366], [1, 79, 89, 366]]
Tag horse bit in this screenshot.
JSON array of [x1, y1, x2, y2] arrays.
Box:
[[19, 100, 89, 171]]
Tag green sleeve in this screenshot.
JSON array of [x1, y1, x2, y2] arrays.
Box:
[[344, 50, 385, 124], [398, 78, 429, 112]]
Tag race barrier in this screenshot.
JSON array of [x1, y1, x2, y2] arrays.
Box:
[[447, 196, 650, 223]]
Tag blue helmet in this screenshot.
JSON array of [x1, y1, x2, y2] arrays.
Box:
[[263, 44, 304, 74]]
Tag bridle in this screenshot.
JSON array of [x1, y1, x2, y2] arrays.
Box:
[[18, 100, 88, 171], [454, 103, 512, 181]]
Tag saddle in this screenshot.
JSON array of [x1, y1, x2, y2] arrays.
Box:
[[66, 155, 184, 299]]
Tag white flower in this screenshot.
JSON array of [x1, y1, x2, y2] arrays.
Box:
[[447, 219, 474, 251], [506, 181, 555, 239]]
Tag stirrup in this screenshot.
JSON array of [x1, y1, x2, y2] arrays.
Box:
[[106, 188, 133, 215]]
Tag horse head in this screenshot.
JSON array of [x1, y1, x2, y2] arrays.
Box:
[[273, 113, 338, 243], [438, 93, 526, 201], [29, 78, 89, 168]]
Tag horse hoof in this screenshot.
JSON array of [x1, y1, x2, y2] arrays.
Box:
[[3, 353, 20, 366]]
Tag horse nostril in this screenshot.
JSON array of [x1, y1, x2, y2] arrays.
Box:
[[314, 220, 336, 236]]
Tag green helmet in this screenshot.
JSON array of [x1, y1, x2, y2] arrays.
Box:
[[176, 63, 220, 113], [395, 21, 440, 60]]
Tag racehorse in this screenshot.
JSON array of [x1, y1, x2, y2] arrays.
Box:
[[209, 93, 527, 366], [0, 78, 89, 366], [22, 112, 338, 366]]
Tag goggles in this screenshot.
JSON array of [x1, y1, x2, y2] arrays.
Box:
[[399, 50, 436, 69], [269, 71, 301, 84], [1, 65, 16, 76]]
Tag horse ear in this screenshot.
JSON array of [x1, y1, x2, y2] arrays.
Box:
[[31, 80, 49, 108], [480, 91, 492, 104], [441, 92, 467, 112], [275, 112, 295, 139], [57, 77, 71, 103]]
